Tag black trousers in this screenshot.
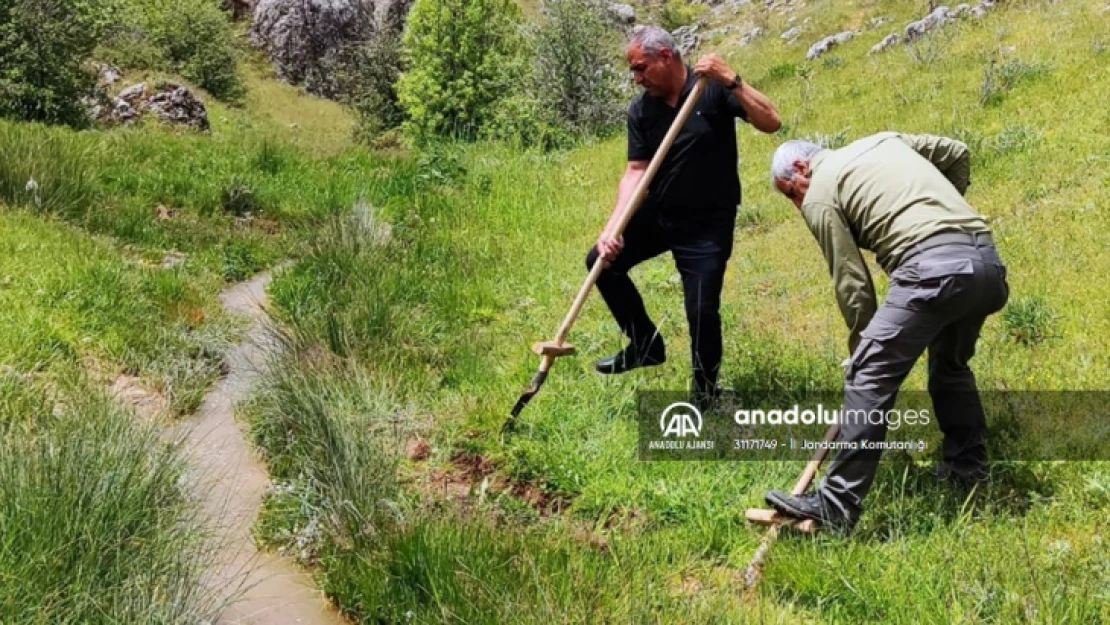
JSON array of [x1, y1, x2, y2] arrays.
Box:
[[585, 207, 736, 393]]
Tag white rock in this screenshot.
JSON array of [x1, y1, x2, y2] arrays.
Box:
[[607, 3, 635, 24], [869, 32, 901, 54], [806, 30, 855, 60]]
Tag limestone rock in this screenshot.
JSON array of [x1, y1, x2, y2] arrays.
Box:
[[672, 24, 702, 57], [869, 33, 901, 55], [740, 26, 765, 46], [104, 82, 210, 132], [806, 30, 855, 61], [607, 2, 635, 24]]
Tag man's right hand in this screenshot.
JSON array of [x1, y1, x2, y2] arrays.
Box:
[[596, 233, 624, 267]]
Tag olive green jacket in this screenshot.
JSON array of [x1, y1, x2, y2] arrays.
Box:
[[801, 132, 990, 353]]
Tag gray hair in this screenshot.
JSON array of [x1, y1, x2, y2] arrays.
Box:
[[770, 140, 824, 187], [629, 25, 681, 61]]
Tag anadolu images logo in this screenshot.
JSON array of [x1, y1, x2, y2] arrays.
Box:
[[659, 402, 703, 438]]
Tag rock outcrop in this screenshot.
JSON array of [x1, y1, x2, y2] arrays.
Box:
[[871, 1, 999, 55], [103, 82, 211, 132], [251, 0, 412, 98], [806, 30, 856, 61]]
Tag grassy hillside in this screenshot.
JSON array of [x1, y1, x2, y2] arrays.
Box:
[[0, 58, 409, 622], [246, 0, 1110, 623], [1, 0, 1107, 623]]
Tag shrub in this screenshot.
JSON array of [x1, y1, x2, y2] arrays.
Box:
[[991, 124, 1042, 155], [397, 0, 525, 144], [658, 0, 705, 31], [0, 0, 109, 127], [483, 93, 573, 151], [220, 176, 261, 216], [980, 58, 1052, 106], [98, 0, 244, 102], [764, 62, 800, 83], [337, 17, 407, 142], [532, 0, 627, 138]]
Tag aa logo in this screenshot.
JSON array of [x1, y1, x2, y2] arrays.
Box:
[[659, 402, 703, 438]]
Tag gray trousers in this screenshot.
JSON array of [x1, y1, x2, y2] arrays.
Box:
[[818, 232, 1009, 523]]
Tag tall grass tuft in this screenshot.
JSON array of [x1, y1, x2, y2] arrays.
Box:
[[0, 370, 220, 623], [246, 340, 408, 571], [0, 121, 97, 217]]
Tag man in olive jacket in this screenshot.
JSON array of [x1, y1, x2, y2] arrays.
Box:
[[767, 132, 1010, 531]]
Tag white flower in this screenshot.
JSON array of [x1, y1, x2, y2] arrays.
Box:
[[25, 178, 38, 192]]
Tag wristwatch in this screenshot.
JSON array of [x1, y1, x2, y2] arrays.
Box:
[[725, 74, 742, 90]]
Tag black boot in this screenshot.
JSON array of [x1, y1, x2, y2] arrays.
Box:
[[765, 490, 855, 532], [932, 461, 990, 488], [691, 370, 720, 411], [594, 338, 666, 375]]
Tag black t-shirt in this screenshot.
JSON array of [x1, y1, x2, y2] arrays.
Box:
[[627, 66, 749, 216]]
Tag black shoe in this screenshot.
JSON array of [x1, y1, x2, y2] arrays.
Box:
[[594, 339, 666, 375], [691, 384, 721, 412], [932, 461, 989, 488], [765, 490, 854, 532]]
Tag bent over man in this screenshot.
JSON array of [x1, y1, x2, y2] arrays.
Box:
[[767, 132, 1010, 530], [587, 25, 781, 405]]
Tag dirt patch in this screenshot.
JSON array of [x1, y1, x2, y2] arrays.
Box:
[[428, 452, 573, 516], [110, 374, 170, 423], [405, 437, 432, 461]]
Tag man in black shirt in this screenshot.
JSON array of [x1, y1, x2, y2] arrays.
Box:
[[587, 25, 781, 403]]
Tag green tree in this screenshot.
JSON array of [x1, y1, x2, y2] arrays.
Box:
[[335, 1, 411, 143], [397, 0, 524, 143], [0, 0, 110, 127], [533, 0, 626, 136]]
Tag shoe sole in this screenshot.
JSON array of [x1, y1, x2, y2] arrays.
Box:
[[594, 358, 666, 375], [763, 495, 825, 523]]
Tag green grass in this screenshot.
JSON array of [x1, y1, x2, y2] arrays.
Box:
[[246, 0, 1110, 623], [0, 368, 220, 624], [1, 0, 1107, 622], [0, 209, 235, 413], [0, 40, 403, 623]]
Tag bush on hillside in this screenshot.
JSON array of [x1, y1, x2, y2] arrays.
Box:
[[397, 0, 525, 144], [658, 0, 705, 31], [98, 0, 244, 102], [531, 0, 627, 139], [334, 2, 411, 143], [482, 92, 572, 151], [0, 0, 108, 127]]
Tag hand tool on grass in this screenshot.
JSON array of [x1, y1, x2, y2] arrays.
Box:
[[503, 77, 709, 434], [742, 422, 840, 591]]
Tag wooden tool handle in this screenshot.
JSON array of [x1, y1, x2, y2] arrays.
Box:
[[791, 423, 840, 495], [743, 422, 843, 589], [552, 78, 709, 346]]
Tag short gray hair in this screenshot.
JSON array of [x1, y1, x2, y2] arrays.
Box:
[[770, 140, 824, 187], [629, 25, 681, 61]]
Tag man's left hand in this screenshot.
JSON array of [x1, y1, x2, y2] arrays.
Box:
[[694, 54, 738, 87]]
